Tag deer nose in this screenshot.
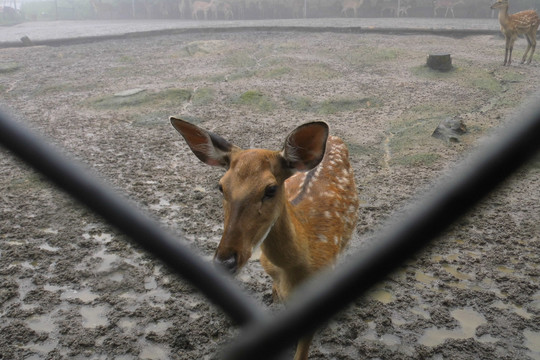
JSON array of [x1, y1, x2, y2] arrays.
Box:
[[214, 253, 238, 274]]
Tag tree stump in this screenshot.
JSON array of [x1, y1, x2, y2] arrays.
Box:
[[427, 54, 452, 71]]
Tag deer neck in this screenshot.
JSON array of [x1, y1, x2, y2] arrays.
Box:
[[261, 198, 311, 275], [498, 6, 510, 26]]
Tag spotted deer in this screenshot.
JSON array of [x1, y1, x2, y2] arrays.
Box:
[[491, 0, 540, 65], [433, 0, 463, 17], [191, 0, 215, 19], [89, 0, 114, 19], [170, 118, 359, 360], [341, 0, 364, 17]]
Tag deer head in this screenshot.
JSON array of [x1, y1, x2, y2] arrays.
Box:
[[170, 117, 328, 274]]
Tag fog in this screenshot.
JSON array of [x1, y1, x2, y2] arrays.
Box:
[[7, 0, 536, 23]]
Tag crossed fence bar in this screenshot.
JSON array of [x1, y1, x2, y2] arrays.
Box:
[[1, 95, 540, 359]]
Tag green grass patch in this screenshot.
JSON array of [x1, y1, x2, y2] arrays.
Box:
[[89, 88, 192, 110], [192, 87, 215, 106], [411, 63, 509, 95], [0, 62, 20, 74], [259, 66, 292, 79], [223, 50, 257, 68], [232, 90, 275, 112], [286, 95, 379, 115], [348, 143, 383, 158], [391, 153, 441, 167], [298, 63, 339, 80], [342, 47, 401, 67], [410, 64, 457, 79], [385, 116, 443, 168], [8, 172, 49, 191]]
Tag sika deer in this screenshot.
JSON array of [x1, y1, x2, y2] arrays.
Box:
[[191, 0, 215, 19], [433, 0, 463, 18], [491, 0, 540, 65], [341, 0, 364, 17], [89, 0, 114, 19], [170, 118, 359, 360]]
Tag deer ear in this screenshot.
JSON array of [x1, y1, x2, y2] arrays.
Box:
[[282, 122, 329, 171], [170, 117, 236, 168]]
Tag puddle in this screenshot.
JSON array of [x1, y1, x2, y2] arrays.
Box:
[[367, 289, 395, 304], [442, 264, 473, 281], [419, 308, 486, 347], [362, 321, 378, 341], [80, 305, 109, 328], [42, 228, 58, 235], [144, 276, 158, 290], [411, 306, 431, 320], [94, 248, 120, 273], [524, 329, 540, 353], [26, 313, 56, 333], [94, 233, 113, 244], [149, 198, 171, 211], [39, 243, 59, 252], [145, 320, 172, 335], [492, 300, 533, 319], [415, 270, 437, 284], [118, 317, 137, 331], [380, 333, 401, 346], [496, 265, 515, 274], [139, 344, 170, 360], [61, 288, 99, 303], [18, 277, 36, 301], [531, 291, 540, 311], [107, 271, 124, 282], [23, 339, 59, 355]]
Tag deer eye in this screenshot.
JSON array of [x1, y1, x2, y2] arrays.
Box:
[[263, 185, 278, 200]]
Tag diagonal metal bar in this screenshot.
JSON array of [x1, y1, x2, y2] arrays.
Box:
[[222, 96, 540, 360], [0, 108, 265, 327]]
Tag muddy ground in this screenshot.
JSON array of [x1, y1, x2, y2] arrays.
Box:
[[0, 28, 539, 359]]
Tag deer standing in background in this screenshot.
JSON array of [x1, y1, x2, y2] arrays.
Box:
[[170, 118, 359, 360], [491, 0, 539, 65], [341, 0, 364, 17], [380, 0, 411, 17], [191, 0, 215, 19], [89, 0, 114, 19], [433, 0, 463, 17]]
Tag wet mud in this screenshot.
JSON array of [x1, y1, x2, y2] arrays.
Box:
[[0, 29, 539, 359]]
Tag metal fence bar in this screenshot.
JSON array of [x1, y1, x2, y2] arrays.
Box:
[[222, 97, 540, 360], [0, 108, 265, 327]]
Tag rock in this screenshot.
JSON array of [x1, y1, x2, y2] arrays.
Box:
[[432, 117, 466, 142], [20, 36, 33, 46]]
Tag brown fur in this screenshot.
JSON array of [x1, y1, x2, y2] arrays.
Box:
[[491, 0, 540, 65], [170, 118, 359, 360]]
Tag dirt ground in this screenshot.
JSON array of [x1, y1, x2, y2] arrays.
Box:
[[1, 28, 539, 360]]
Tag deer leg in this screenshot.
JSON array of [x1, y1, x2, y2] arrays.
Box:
[[507, 45, 513, 65], [521, 35, 532, 64], [504, 36, 513, 66], [527, 34, 536, 64], [293, 333, 314, 360]]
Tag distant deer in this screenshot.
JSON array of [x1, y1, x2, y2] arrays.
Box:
[[380, 0, 411, 17], [433, 0, 463, 17], [89, 0, 114, 19], [341, 0, 364, 17], [216, 1, 234, 19], [170, 118, 359, 360], [191, 0, 215, 19], [491, 0, 540, 65]]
